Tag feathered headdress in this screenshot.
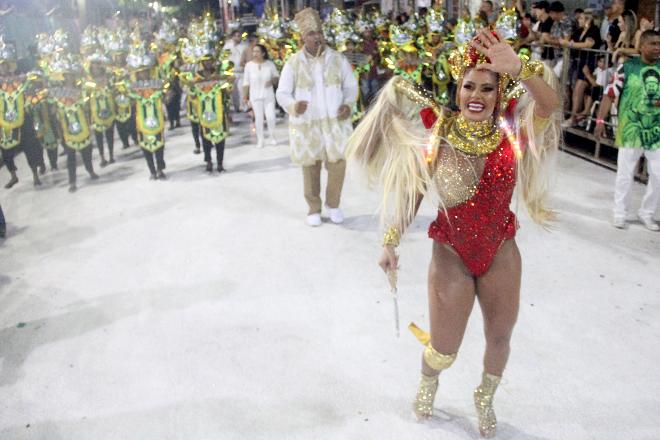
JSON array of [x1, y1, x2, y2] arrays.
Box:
[[126, 41, 156, 71]]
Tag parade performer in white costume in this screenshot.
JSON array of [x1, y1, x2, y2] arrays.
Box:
[[275, 7, 358, 226]]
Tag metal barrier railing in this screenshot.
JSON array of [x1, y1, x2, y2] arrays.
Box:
[[536, 44, 647, 180]]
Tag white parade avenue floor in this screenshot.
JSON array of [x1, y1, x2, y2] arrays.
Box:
[[0, 113, 659, 440]]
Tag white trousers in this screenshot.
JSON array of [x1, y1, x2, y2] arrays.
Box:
[[251, 98, 276, 143], [613, 147, 660, 218], [232, 73, 245, 111]]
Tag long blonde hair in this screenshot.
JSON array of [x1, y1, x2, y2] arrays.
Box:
[[514, 64, 562, 225], [346, 76, 436, 231]]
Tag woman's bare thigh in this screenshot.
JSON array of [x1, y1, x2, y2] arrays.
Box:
[[427, 242, 477, 354]]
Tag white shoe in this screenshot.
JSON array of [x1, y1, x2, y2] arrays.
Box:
[[256, 140, 264, 149], [306, 213, 322, 227], [639, 215, 660, 231], [328, 207, 344, 224], [613, 216, 627, 229], [268, 138, 278, 146]]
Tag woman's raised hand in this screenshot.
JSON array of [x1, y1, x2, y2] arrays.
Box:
[[470, 29, 523, 77]]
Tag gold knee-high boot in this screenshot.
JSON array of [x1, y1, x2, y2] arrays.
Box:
[[412, 344, 457, 420], [474, 372, 502, 438]]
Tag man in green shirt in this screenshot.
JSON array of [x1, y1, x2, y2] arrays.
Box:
[[596, 30, 660, 231]]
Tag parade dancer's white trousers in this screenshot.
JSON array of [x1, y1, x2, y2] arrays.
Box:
[[251, 98, 276, 144], [232, 73, 246, 111], [614, 148, 660, 219]]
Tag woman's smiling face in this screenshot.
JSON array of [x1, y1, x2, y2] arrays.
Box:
[[458, 68, 498, 122]]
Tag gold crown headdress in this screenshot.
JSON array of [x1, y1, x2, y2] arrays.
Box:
[[294, 7, 322, 36], [426, 9, 446, 35], [448, 35, 527, 112]]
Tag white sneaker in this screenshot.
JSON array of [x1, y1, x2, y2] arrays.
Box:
[[613, 216, 627, 229], [639, 215, 660, 231], [328, 207, 344, 224], [256, 140, 264, 149], [268, 138, 278, 146], [306, 213, 322, 227]]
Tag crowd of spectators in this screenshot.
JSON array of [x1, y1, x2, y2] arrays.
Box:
[[518, 0, 653, 135]]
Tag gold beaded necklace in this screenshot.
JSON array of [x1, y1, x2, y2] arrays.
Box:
[[447, 114, 501, 156]]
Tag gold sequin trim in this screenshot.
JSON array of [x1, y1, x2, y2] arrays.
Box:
[[474, 372, 502, 438], [382, 226, 401, 247], [516, 58, 544, 82], [423, 345, 457, 371], [393, 78, 440, 113], [413, 373, 439, 420], [447, 115, 501, 156]]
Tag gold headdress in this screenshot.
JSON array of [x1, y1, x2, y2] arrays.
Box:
[[495, 7, 518, 42], [390, 25, 417, 53], [126, 41, 156, 72], [294, 7, 322, 36], [448, 36, 530, 112], [426, 9, 446, 35], [180, 14, 219, 65]]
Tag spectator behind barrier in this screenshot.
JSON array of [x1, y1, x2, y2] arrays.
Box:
[[559, 11, 602, 127]]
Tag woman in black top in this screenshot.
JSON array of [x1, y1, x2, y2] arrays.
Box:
[[559, 11, 602, 126]]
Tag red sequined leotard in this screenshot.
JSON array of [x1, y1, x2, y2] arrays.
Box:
[[428, 136, 517, 276], [420, 108, 518, 276]]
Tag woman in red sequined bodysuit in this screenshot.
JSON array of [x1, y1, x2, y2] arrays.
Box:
[[348, 30, 561, 438]]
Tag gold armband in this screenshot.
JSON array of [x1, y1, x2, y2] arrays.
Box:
[[382, 226, 401, 247], [516, 59, 544, 82]]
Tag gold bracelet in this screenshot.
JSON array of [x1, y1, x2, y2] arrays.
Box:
[[382, 226, 401, 247], [516, 58, 544, 82]]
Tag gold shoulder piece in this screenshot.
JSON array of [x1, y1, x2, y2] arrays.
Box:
[[394, 77, 440, 113]]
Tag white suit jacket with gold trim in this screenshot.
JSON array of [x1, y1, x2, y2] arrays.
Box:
[[276, 47, 358, 166]]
